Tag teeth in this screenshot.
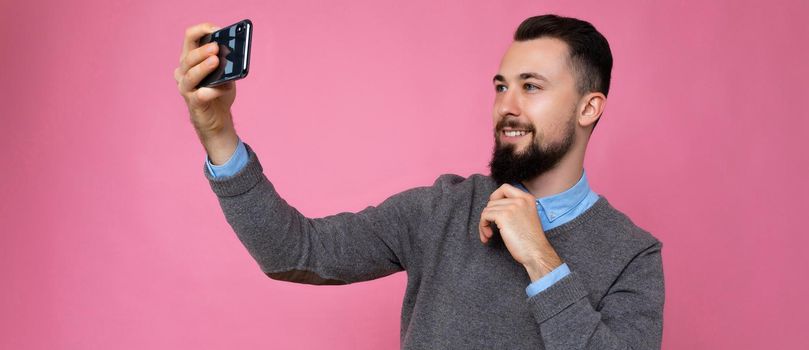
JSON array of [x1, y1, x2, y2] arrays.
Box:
[[505, 130, 528, 137]]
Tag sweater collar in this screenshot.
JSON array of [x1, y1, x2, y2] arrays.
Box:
[[511, 170, 592, 222]]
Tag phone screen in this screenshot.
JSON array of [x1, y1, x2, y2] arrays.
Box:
[[196, 19, 252, 88]]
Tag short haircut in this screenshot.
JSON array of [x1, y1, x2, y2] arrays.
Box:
[[514, 14, 613, 129]]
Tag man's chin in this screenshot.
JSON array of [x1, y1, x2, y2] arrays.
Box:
[[496, 144, 528, 157], [511, 145, 529, 155], [489, 140, 566, 186]]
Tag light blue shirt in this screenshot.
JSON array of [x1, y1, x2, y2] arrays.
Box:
[[205, 138, 249, 177], [205, 140, 599, 298]]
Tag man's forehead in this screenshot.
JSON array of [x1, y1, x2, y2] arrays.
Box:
[[496, 37, 571, 82]]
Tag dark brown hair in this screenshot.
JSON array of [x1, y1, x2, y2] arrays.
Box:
[[515, 15, 613, 130]]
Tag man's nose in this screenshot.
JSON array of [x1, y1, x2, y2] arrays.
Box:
[[497, 90, 520, 117]]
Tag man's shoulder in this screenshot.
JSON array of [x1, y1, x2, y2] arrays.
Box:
[[429, 172, 494, 190], [433, 173, 493, 186], [425, 173, 500, 203], [384, 173, 494, 211], [589, 196, 662, 250]]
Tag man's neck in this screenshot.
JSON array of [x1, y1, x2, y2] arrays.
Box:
[[520, 142, 586, 199]]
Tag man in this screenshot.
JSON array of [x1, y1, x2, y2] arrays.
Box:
[[174, 14, 664, 349]]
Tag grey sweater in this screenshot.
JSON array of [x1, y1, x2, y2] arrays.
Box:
[[204, 142, 665, 349]]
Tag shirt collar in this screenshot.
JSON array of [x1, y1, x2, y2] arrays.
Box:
[[511, 170, 592, 222]]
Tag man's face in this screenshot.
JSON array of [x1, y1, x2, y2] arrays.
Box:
[[489, 37, 581, 186]]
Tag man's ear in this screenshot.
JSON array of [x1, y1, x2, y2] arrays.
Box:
[[577, 92, 607, 128]]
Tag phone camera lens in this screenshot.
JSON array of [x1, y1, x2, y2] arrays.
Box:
[[237, 25, 243, 32]]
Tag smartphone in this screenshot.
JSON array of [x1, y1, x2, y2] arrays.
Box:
[[195, 19, 252, 89]]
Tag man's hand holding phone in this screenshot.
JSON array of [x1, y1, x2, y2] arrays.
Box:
[[174, 22, 238, 165]]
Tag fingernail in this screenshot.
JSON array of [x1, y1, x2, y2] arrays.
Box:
[[206, 56, 217, 66], [211, 26, 220, 31]]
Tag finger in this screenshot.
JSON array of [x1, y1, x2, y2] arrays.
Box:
[[179, 55, 219, 93], [181, 22, 219, 62], [490, 184, 532, 201], [479, 209, 490, 243], [174, 67, 182, 83], [479, 207, 502, 244], [181, 42, 219, 74], [195, 81, 235, 103], [489, 186, 504, 201], [479, 218, 492, 244], [484, 198, 520, 208]]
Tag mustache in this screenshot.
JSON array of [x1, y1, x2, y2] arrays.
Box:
[[496, 120, 534, 132]]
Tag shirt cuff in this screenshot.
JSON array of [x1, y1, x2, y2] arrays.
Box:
[[525, 263, 570, 297], [205, 138, 248, 178]]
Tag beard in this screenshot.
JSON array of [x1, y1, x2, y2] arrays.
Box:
[[488, 117, 576, 187]]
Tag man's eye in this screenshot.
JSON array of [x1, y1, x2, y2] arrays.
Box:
[[495, 85, 507, 93], [524, 83, 539, 91]]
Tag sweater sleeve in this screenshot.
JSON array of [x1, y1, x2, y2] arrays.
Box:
[[526, 241, 665, 349], [203, 141, 430, 285]]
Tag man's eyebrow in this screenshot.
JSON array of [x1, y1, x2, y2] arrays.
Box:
[[492, 72, 549, 83]]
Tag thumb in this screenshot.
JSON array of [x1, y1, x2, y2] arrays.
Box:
[[196, 82, 233, 102], [479, 219, 493, 244], [196, 87, 222, 103]]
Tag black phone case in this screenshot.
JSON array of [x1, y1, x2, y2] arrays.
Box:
[[195, 19, 252, 89]]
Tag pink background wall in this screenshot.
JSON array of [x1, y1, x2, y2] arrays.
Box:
[[2, 0, 807, 348]]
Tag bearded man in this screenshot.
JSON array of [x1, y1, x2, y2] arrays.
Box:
[[176, 14, 665, 350]]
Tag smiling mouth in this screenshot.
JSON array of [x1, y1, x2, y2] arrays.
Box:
[[501, 130, 532, 142]]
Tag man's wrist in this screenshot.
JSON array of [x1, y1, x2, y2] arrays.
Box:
[[198, 127, 239, 165], [524, 253, 563, 282]]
